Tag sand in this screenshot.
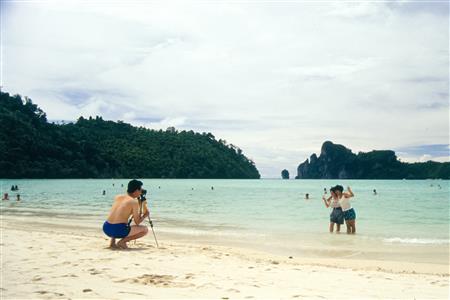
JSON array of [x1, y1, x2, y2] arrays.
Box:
[[1, 216, 449, 299]]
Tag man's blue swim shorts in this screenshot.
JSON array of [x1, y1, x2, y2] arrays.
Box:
[[103, 221, 131, 238]]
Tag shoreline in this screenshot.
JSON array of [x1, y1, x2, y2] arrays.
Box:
[[1, 218, 449, 299], [2, 214, 448, 272]]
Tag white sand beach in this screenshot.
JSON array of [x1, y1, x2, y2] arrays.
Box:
[[1, 215, 448, 299]]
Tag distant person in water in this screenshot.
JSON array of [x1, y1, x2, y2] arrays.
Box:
[[102, 190, 106, 196], [11, 185, 15, 191], [335, 185, 356, 234], [323, 188, 327, 194], [103, 179, 149, 249], [15, 185, 18, 191], [305, 193, 310, 200], [16, 194, 20, 201], [373, 189, 377, 195], [323, 187, 343, 233], [2, 193, 8, 201]]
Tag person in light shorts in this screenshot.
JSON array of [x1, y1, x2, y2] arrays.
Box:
[[335, 185, 356, 234]]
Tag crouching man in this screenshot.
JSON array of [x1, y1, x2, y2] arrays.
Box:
[[103, 179, 148, 249]]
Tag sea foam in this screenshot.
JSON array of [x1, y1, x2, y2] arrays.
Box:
[[384, 237, 449, 245]]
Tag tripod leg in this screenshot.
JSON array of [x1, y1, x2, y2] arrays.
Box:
[[148, 216, 159, 248]]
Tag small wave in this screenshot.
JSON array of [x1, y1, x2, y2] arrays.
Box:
[[160, 227, 266, 238], [384, 237, 449, 245]]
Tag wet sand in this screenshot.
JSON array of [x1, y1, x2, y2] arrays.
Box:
[[1, 216, 448, 299]]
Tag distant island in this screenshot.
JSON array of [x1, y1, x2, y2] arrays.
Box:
[[0, 91, 260, 179], [295, 141, 449, 179], [281, 169, 289, 179]]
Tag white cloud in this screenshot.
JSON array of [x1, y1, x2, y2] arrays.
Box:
[[2, 1, 448, 177]]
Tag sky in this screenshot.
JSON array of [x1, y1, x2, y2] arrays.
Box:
[[1, 0, 449, 178]]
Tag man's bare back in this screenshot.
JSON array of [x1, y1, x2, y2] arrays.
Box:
[[107, 194, 140, 224]]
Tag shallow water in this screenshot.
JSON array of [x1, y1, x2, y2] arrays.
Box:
[[1, 179, 449, 253]]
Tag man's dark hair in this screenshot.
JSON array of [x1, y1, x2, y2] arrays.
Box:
[[127, 179, 143, 193]]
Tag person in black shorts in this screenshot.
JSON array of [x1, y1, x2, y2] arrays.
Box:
[[322, 186, 344, 233]]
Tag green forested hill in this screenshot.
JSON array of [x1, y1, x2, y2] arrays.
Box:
[[0, 91, 260, 179]]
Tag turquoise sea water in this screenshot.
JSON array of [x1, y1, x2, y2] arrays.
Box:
[[1, 179, 449, 250]]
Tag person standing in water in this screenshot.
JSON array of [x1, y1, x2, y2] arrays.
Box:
[[322, 187, 344, 233], [335, 185, 356, 234]]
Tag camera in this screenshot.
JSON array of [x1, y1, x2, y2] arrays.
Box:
[[139, 189, 147, 202]]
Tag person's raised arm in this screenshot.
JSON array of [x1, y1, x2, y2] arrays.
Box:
[[322, 195, 332, 208], [142, 201, 150, 218], [132, 200, 148, 225], [344, 186, 354, 198], [142, 201, 148, 214]]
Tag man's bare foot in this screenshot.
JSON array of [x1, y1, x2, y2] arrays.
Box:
[[117, 240, 128, 249], [109, 238, 117, 249]]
